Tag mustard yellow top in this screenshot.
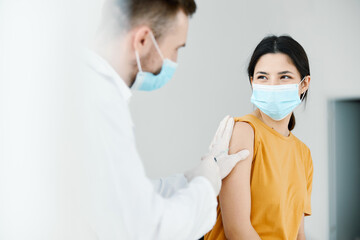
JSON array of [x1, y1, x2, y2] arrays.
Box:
[[205, 114, 313, 240]]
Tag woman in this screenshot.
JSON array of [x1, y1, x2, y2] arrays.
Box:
[[205, 36, 313, 240]]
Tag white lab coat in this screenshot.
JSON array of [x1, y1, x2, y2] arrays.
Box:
[[74, 50, 218, 240]]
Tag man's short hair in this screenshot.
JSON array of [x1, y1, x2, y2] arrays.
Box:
[[105, 0, 197, 38]]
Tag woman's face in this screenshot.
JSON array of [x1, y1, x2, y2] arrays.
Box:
[[251, 53, 309, 97]]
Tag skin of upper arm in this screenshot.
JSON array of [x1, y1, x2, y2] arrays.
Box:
[[297, 216, 306, 240], [219, 121, 259, 239]]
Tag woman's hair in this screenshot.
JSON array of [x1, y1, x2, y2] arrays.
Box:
[[247, 35, 310, 131]]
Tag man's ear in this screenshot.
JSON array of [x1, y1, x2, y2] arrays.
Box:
[[301, 75, 311, 94], [132, 26, 153, 58]]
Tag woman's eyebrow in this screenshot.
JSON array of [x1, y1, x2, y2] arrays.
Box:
[[278, 71, 294, 75], [255, 71, 269, 75]]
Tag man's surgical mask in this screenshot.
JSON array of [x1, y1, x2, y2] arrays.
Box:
[[132, 32, 178, 91], [250, 78, 306, 121]]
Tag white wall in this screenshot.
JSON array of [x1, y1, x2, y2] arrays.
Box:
[[130, 0, 360, 239]]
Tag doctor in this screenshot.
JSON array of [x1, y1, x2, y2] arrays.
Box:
[[80, 0, 249, 239]]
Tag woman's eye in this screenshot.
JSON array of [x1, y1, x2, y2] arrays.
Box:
[[281, 75, 292, 80], [257, 75, 267, 80]]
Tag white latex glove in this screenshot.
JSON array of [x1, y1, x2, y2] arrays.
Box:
[[208, 115, 250, 179], [184, 153, 221, 195], [185, 116, 250, 195]]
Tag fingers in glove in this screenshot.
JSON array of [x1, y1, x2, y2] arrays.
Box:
[[218, 149, 250, 179], [223, 117, 235, 143], [218, 156, 239, 179], [230, 149, 250, 161], [217, 115, 230, 137], [209, 115, 230, 149]]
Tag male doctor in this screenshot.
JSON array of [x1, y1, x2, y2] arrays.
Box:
[[80, 0, 249, 239]]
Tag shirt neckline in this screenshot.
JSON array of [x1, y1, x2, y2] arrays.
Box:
[[246, 114, 295, 141]]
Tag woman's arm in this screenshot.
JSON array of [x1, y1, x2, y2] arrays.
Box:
[[219, 122, 261, 240], [297, 216, 306, 240]]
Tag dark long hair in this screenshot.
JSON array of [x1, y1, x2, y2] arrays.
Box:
[[247, 35, 310, 131]]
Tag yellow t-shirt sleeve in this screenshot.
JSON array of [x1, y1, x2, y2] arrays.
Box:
[[304, 148, 313, 216]]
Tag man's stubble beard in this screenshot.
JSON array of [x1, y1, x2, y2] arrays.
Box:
[[130, 50, 162, 87]]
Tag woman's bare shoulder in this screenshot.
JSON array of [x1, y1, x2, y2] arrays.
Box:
[[229, 121, 255, 155]]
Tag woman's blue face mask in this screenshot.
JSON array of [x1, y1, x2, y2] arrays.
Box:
[[250, 78, 306, 121], [132, 32, 178, 91]]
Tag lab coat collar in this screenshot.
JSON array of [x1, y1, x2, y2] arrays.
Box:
[[85, 49, 132, 102]]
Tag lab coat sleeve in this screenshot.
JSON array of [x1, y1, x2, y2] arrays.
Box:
[[152, 174, 189, 198], [79, 73, 218, 240]]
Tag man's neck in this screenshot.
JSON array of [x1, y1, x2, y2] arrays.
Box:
[[92, 37, 134, 87]]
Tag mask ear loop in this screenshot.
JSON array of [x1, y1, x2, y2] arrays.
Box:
[[134, 32, 164, 74], [135, 50, 143, 72], [299, 77, 307, 101], [149, 31, 164, 60]]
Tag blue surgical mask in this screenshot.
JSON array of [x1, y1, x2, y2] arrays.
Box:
[[250, 78, 306, 121], [132, 32, 178, 91]]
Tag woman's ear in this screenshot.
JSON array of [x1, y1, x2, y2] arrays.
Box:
[[301, 75, 311, 94], [132, 26, 153, 58]]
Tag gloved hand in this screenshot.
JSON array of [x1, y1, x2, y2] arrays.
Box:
[[207, 115, 250, 179], [184, 152, 222, 195], [185, 116, 250, 195]]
